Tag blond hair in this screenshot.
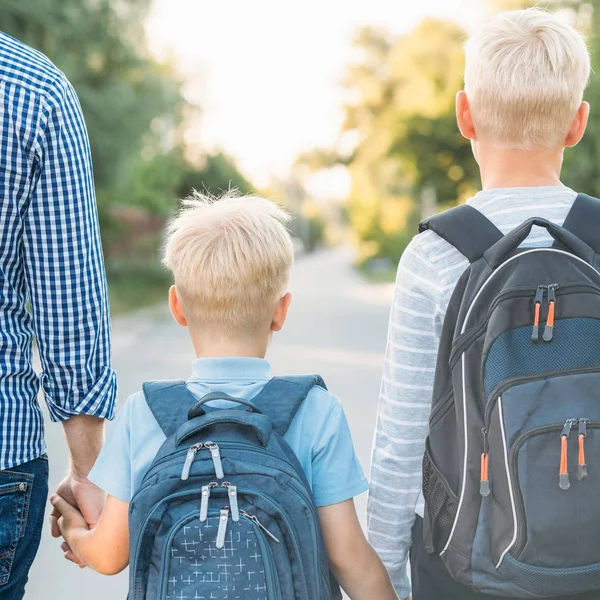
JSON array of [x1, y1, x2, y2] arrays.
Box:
[[163, 191, 294, 338], [464, 8, 590, 149]]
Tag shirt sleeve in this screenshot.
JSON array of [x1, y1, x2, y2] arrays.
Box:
[[311, 397, 369, 507], [24, 73, 116, 422], [88, 397, 133, 502], [367, 238, 445, 599]]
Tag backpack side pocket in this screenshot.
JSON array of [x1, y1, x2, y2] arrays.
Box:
[[422, 440, 458, 554]]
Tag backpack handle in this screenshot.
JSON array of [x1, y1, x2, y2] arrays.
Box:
[[484, 217, 596, 269], [177, 411, 272, 446], [188, 392, 262, 420]]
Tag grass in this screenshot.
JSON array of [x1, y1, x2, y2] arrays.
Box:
[[106, 259, 171, 315], [357, 262, 397, 284]]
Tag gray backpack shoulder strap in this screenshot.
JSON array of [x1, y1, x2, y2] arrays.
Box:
[[419, 204, 503, 263], [251, 375, 326, 436], [143, 380, 198, 437], [557, 193, 600, 254]]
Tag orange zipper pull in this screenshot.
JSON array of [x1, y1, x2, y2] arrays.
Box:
[[480, 428, 490, 497], [560, 419, 576, 490], [577, 419, 589, 481], [543, 284, 558, 342], [531, 285, 545, 343]]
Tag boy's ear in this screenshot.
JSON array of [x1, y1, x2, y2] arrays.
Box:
[[271, 292, 292, 332], [565, 101, 590, 148], [168, 285, 188, 327], [456, 91, 476, 141]]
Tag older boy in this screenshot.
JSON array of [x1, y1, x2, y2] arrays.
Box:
[[51, 192, 398, 600], [368, 8, 597, 600]]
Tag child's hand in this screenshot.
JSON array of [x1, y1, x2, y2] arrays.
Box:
[[50, 494, 90, 564]]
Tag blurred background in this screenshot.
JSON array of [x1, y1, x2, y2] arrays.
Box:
[[1, 0, 600, 597]]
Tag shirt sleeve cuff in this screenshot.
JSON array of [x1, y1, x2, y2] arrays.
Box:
[[313, 476, 370, 507], [88, 464, 131, 502], [44, 366, 117, 422], [393, 571, 411, 599]]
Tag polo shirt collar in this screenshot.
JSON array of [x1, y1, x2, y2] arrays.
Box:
[[189, 357, 271, 382]]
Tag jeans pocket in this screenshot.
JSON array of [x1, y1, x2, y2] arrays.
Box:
[[0, 471, 34, 586]]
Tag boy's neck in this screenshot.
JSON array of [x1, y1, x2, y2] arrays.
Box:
[[189, 330, 270, 360], [476, 143, 564, 190]]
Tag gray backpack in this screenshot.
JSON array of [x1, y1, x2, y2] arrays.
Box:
[[420, 194, 600, 597]]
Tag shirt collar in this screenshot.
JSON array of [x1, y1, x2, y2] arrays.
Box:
[[189, 357, 271, 382], [467, 186, 575, 209]]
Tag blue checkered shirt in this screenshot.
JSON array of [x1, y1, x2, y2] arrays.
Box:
[[0, 33, 116, 470]]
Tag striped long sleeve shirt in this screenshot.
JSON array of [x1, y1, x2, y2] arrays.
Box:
[[367, 185, 579, 599], [0, 33, 116, 469]]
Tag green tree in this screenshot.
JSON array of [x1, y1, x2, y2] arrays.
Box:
[[341, 20, 477, 264]]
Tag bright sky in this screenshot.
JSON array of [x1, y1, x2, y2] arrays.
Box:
[[147, 0, 486, 189]]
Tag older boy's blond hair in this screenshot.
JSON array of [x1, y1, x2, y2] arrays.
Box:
[[464, 8, 590, 149], [163, 191, 294, 338]]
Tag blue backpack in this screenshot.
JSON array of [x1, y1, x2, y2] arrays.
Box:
[[128, 375, 340, 600]]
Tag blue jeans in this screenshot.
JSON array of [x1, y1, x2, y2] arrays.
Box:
[[410, 516, 599, 600], [0, 456, 48, 600]]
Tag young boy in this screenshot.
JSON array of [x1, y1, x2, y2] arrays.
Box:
[[368, 8, 596, 600], [51, 191, 398, 600]]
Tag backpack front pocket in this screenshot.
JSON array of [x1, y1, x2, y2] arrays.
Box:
[[507, 421, 600, 567], [483, 370, 600, 595], [160, 511, 282, 600]]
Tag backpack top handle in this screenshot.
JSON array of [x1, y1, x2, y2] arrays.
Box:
[[177, 410, 272, 447], [483, 217, 596, 270], [188, 392, 262, 420]]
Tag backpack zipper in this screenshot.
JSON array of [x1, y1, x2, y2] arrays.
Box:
[[531, 285, 545, 343], [240, 510, 280, 543], [450, 283, 600, 367], [542, 284, 558, 342], [180, 440, 224, 480], [577, 419, 590, 481], [181, 443, 203, 480], [559, 419, 577, 490], [484, 366, 600, 428]]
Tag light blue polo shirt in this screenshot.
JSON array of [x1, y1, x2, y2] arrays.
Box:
[[89, 357, 369, 507]]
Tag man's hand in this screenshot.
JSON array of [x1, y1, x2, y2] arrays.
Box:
[[50, 474, 105, 537]]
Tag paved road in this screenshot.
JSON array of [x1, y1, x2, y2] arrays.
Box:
[[26, 247, 394, 599]]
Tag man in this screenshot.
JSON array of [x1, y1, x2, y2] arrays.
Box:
[[368, 8, 597, 600], [0, 32, 116, 599]]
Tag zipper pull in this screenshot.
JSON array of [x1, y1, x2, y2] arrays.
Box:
[[205, 441, 224, 479], [543, 284, 558, 342], [200, 482, 218, 522], [241, 510, 280, 543], [480, 428, 490, 497], [531, 285, 545, 343], [560, 419, 576, 490], [181, 443, 203, 480], [223, 483, 240, 522], [216, 507, 229, 549], [578, 419, 589, 481]]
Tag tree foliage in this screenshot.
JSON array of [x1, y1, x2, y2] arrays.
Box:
[[1, 0, 253, 243], [334, 0, 600, 265], [341, 19, 477, 263]]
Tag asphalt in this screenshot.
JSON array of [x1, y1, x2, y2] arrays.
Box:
[[25, 247, 395, 599]]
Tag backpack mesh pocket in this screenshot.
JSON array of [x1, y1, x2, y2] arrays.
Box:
[[422, 445, 458, 553]]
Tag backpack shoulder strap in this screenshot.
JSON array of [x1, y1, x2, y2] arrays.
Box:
[[143, 380, 199, 438], [557, 193, 600, 254], [251, 375, 326, 436], [419, 204, 503, 263]]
